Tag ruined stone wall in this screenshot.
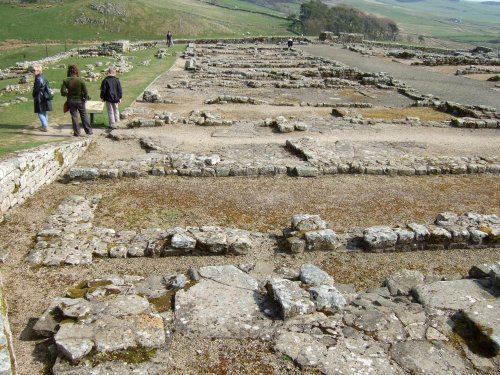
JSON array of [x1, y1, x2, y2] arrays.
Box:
[[0, 274, 15, 375], [0, 139, 91, 222]]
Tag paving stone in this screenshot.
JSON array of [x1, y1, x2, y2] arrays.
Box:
[[389, 340, 470, 375]]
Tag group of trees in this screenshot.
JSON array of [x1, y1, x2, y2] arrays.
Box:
[[293, 0, 399, 41]]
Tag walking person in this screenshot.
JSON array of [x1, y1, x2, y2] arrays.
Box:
[[287, 38, 293, 50], [100, 67, 122, 130], [167, 31, 174, 47], [60, 64, 92, 137], [32, 64, 53, 132]]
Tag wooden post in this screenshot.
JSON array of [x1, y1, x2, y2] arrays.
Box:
[[45, 42, 48, 57]]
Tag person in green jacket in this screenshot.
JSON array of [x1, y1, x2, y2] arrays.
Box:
[[60, 64, 93, 137]]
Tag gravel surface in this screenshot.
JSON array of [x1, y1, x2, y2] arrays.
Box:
[[300, 44, 500, 109]]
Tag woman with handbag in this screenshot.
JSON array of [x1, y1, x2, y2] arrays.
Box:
[[32, 64, 53, 132], [60, 64, 93, 137]]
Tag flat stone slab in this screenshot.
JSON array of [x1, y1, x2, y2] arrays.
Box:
[[412, 279, 495, 311], [275, 332, 404, 374], [174, 266, 272, 338], [463, 299, 500, 351], [389, 340, 471, 375]]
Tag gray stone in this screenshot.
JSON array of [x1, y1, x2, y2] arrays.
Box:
[[363, 226, 398, 250], [384, 269, 424, 296], [54, 323, 94, 363], [193, 230, 227, 254], [427, 225, 451, 244], [33, 298, 74, 337], [274, 332, 327, 368], [412, 279, 495, 311], [227, 236, 252, 255], [469, 228, 489, 245], [174, 277, 270, 337], [199, 265, 258, 290], [469, 262, 500, 278], [291, 214, 327, 232], [394, 228, 414, 244], [170, 233, 196, 249], [491, 267, 500, 290], [407, 223, 430, 241], [185, 59, 196, 70], [321, 336, 404, 375], [299, 264, 334, 287], [389, 340, 470, 375], [266, 278, 315, 320], [287, 237, 305, 253], [309, 285, 346, 311], [164, 274, 187, 290], [304, 229, 338, 251], [462, 299, 500, 351]]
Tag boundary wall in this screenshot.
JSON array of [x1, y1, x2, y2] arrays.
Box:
[[0, 139, 91, 222]]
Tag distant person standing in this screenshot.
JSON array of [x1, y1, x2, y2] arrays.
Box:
[[287, 38, 293, 50], [166, 31, 174, 47], [100, 67, 122, 130], [32, 64, 52, 132], [60, 64, 93, 137]]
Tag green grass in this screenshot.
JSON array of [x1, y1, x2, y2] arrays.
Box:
[[0, 43, 86, 70], [0, 44, 184, 158], [331, 0, 500, 45], [0, 0, 292, 43]]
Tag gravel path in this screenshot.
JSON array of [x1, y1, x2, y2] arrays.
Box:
[[300, 44, 500, 110]]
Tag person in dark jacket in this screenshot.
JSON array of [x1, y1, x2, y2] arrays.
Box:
[[166, 31, 174, 47], [32, 64, 52, 132], [100, 67, 122, 129], [60, 64, 93, 137]]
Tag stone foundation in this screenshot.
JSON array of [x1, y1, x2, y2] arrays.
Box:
[[0, 139, 91, 222]]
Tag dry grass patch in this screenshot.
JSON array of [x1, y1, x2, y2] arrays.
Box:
[[359, 106, 455, 121]]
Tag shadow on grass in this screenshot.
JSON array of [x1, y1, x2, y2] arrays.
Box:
[[0, 123, 29, 131]]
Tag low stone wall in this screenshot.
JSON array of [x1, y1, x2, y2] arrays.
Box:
[[284, 212, 500, 253], [0, 274, 15, 375], [0, 139, 91, 222], [27, 195, 500, 266]]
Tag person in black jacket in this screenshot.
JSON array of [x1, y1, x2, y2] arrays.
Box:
[[32, 64, 53, 132], [100, 67, 122, 129]]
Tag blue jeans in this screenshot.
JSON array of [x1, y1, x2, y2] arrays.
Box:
[[37, 112, 48, 128]]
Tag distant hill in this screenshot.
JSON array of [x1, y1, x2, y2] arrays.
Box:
[[322, 0, 500, 45], [0, 0, 293, 42], [0, 0, 498, 47]]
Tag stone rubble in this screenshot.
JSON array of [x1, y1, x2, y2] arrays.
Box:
[[26, 195, 500, 267], [35, 261, 500, 374], [65, 136, 500, 181]]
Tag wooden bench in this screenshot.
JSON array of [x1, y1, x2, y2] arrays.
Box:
[[85, 100, 105, 124]]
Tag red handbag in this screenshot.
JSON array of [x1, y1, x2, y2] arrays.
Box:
[[63, 101, 69, 113]]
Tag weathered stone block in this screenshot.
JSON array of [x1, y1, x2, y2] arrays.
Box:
[[304, 229, 338, 251], [363, 226, 397, 251]]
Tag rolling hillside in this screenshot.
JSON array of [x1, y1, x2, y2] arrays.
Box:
[[323, 0, 500, 44], [0, 0, 292, 42], [0, 0, 497, 46]]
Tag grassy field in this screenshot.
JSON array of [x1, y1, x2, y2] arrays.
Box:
[[325, 0, 500, 44], [0, 44, 184, 157], [0, 0, 292, 42]]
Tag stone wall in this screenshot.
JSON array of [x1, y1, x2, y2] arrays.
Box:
[[0, 139, 91, 222], [0, 274, 15, 375]]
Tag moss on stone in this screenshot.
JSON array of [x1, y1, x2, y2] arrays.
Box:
[[88, 346, 157, 366], [54, 149, 64, 167]]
